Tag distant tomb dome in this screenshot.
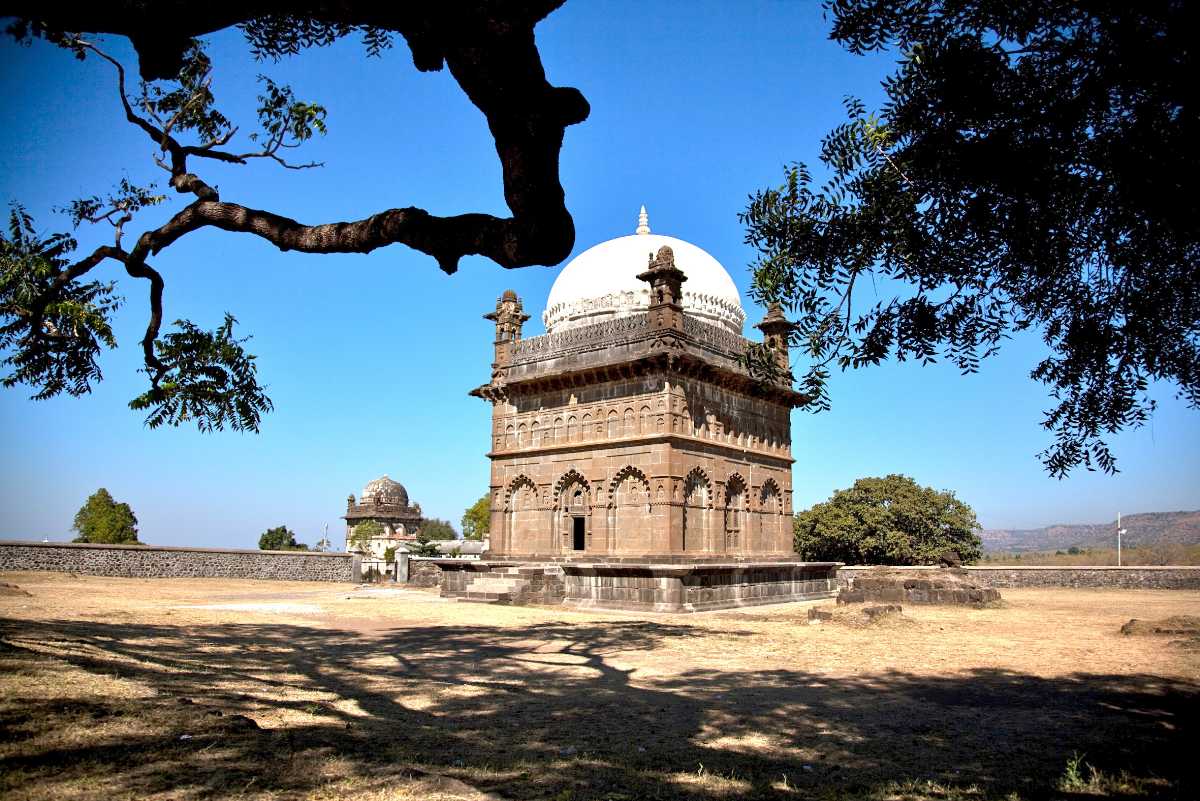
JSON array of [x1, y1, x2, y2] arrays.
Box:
[[361, 475, 409, 507], [542, 207, 746, 335]]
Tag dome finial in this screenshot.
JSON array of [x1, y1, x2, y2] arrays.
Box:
[[635, 205, 650, 235]]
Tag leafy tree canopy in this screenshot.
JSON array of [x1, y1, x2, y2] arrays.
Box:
[[258, 524, 307, 551], [72, 488, 139, 544], [348, 519, 383, 551], [461, 494, 490, 541], [418, 518, 457, 541], [742, 0, 1197, 477], [1, 3, 587, 432], [409, 526, 442, 557], [794, 474, 982, 565]]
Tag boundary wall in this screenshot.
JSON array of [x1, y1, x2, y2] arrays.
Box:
[[837, 565, 1200, 590], [0, 540, 359, 583]]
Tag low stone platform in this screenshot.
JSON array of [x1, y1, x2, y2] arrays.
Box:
[[563, 562, 839, 613], [839, 567, 1001, 607], [434, 559, 839, 613]]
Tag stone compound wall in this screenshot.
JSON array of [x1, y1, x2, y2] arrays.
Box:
[[408, 558, 444, 588], [0, 540, 359, 582], [837, 565, 1200, 590]]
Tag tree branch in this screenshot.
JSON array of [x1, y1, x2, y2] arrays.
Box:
[[13, 1, 589, 272]]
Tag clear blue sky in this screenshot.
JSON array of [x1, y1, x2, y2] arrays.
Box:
[[1, 1, 1196, 546]]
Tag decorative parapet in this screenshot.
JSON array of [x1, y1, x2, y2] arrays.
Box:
[[542, 289, 745, 335], [512, 312, 653, 362], [511, 312, 754, 366], [344, 501, 423, 521], [683, 315, 750, 359]]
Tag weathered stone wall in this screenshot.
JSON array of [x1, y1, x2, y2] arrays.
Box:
[[408, 558, 443, 588], [563, 562, 838, 613], [837, 565, 1200, 590], [0, 541, 359, 582]]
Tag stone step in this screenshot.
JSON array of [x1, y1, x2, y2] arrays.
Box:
[[466, 579, 522, 591], [460, 592, 512, 603]]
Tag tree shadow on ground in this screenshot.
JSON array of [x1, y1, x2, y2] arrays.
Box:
[[0, 616, 1196, 800]]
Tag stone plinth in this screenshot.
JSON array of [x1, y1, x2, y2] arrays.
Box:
[[561, 561, 839, 613]]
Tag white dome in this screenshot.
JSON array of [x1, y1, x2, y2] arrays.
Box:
[[543, 209, 745, 334]]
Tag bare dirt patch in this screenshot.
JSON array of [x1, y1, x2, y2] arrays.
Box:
[[1, 571, 1197, 800]]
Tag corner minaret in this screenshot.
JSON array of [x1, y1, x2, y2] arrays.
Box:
[[637, 244, 688, 333], [754, 302, 792, 370], [484, 289, 530, 371]]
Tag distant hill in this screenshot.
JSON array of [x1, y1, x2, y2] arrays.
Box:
[[981, 511, 1200, 553]]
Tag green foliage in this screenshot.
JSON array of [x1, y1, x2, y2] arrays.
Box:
[[238, 17, 394, 61], [408, 527, 441, 558], [742, 0, 1197, 477], [0, 205, 120, 399], [251, 76, 327, 147], [72, 488, 139, 544], [418, 518, 457, 541], [461, 494, 490, 541], [348, 519, 383, 551], [127, 314, 273, 433], [794, 474, 982, 565], [383, 546, 396, 564], [59, 179, 164, 229], [258, 525, 306, 551], [137, 40, 232, 143]]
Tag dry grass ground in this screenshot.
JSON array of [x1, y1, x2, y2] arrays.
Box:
[[1, 572, 1197, 801]]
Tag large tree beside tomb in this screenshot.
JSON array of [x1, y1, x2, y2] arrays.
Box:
[[0, 2, 587, 433], [461, 494, 490, 541], [742, 0, 1197, 477], [258, 524, 307, 551], [418, 518, 458, 541], [72, 488, 139, 544], [794, 474, 982, 565]]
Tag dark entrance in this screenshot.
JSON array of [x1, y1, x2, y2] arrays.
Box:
[[572, 517, 586, 551]]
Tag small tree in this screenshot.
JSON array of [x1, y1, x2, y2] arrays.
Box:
[[383, 546, 396, 565], [461, 494, 490, 541], [72, 488, 138, 544], [418, 518, 457, 541], [794, 475, 982, 565], [258, 525, 307, 551], [348, 519, 383, 552], [408, 527, 441, 557]]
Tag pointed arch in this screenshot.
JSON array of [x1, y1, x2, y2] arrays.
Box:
[[724, 472, 748, 552], [759, 477, 783, 512], [758, 476, 784, 552], [552, 465, 590, 496], [555, 469, 592, 553], [607, 465, 651, 551], [504, 474, 541, 554], [607, 409, 619, 438], [607, 465, 650, 503], [504, 474, 538, 508], [683, 467, 712, 506], [683, 467, 711, 553]]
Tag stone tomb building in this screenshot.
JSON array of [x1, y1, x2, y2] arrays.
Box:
[[439, 210, 837, 612], [343, 475, 424, 575]]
